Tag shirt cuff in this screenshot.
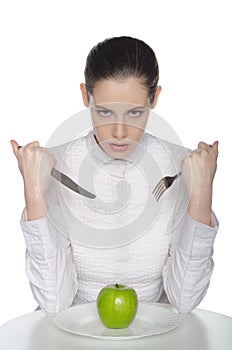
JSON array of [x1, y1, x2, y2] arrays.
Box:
[[178, 212, 219, 257], [20, 208, 57, 247]]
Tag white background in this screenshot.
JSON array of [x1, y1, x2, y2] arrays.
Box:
[[0, 0, 231, 326]]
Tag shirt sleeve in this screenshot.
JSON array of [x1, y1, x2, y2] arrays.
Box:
[[20, 182, 78, 315], [162, 210, 219, 313]]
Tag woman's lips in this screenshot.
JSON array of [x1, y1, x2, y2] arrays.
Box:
[[109, 143, 129, 152]]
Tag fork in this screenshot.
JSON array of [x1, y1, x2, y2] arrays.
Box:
[[152, 171, 182, 201]]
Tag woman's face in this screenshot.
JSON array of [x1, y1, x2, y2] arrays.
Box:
[[81, 77, 161, 159]]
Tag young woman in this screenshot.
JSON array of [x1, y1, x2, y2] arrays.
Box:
[[11, 36, 219, 314]]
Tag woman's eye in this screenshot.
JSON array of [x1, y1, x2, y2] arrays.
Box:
[[128, 110, 143, 117], [98, 109, 111, 117]]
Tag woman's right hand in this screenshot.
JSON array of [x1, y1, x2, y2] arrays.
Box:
[[10, 140, 56, 220]]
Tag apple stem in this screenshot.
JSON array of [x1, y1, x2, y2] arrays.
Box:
[[115, 283, 119, 288]]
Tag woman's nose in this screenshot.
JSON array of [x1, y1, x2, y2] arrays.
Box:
[[112, 121, 128, 139]]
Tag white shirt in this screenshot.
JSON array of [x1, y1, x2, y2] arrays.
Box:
[[20, 131, 218, 314]]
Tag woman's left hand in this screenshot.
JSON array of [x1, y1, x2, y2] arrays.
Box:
[[181, 141, 219, 225]]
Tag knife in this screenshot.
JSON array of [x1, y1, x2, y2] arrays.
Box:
[[17, 145, 95, 199], [51, 168, 96, 199]]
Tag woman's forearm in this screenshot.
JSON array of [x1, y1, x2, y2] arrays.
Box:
[[24, 188, 47, 221], [188, 187, 212, 226]]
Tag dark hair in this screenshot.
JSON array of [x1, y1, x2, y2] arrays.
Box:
[[84, 36, 159, 104]]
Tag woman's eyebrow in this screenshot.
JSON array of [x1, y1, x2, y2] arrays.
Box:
[[94, 104, 147, 110], [128, 105, 147, 110], [94, 105, 111, 110]]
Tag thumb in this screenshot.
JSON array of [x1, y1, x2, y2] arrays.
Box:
[[212, 140, 219, 156], [10, 140, 20, 157]]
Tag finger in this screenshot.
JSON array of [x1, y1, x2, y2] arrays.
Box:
[[25, 141, 40, 148], [212, 140, 219, 156], [198, 141, 211, 150], [10, 140, 20, 157]]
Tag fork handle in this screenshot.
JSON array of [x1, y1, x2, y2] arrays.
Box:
[[174, 171, 182, 180]]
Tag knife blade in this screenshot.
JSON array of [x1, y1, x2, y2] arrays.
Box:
[[51, 168, 96, 199]]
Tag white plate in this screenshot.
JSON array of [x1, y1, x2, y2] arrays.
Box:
[[53, 302, 181, 340]]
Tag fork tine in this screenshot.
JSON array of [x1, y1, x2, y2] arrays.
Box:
[[157, 182, 167, 200], [152, 178, 163, 195], [153, 179, 166, 200], [155, 183, 166, 201]]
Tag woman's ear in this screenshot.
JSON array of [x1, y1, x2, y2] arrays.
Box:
[[80, 83, 89, 107], [151, 86, 162, 109]]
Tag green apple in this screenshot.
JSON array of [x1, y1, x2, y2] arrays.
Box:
[[97, 283, 138, 329]]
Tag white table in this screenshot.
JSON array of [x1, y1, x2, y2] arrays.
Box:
[[0, 304, 231, 350]]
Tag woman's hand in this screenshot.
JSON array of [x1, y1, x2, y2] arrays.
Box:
[[181, 141, 219, 226], [10, 140, 56, 220]]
